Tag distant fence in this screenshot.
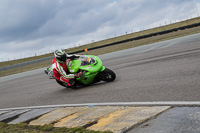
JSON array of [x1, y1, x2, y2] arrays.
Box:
[[69, 22, 200, 54], [1, 22, 200, 72]]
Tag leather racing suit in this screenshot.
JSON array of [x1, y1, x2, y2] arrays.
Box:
[[52, 55, 80, 86]]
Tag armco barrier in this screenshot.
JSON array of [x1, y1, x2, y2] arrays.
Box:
[[0, 56, 53, 71], [70, 22, 200, 53], [1, 22, 200, 72]]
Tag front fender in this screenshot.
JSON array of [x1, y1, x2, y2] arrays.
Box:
[[100, 66, 106, 72]]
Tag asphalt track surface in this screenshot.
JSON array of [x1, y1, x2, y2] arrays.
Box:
[[0, 33, 200, 109]]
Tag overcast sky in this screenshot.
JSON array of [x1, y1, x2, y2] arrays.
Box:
[[0, 0, 199, 61]]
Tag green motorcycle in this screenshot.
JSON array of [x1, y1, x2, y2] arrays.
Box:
[[45, 55, 116, 88]]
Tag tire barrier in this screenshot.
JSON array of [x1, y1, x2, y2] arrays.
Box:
[[69, 22, 200, 54]]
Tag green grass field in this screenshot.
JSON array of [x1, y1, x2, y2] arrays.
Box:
[[0, 17, 200, 77], [0, 122, 111, 133]]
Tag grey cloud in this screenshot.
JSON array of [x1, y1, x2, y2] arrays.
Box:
[[0, 0, 199, 60], [0, 0, 58, 42], [33, 0, 112, 37]]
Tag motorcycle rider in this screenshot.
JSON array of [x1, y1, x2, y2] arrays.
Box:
[[52, 49, 82, 87]]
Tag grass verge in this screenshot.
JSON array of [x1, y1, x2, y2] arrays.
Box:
[[0, 122, 111, 133], [1, 17, 200, 67], [0, 17, 200, 77]]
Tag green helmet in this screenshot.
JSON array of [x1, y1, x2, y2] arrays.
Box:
[[54, 49, 67, 63]]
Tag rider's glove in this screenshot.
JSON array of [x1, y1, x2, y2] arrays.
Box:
[[74, 72, 83, 77]]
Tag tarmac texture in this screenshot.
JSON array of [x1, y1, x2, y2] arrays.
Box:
[[1, 34, 200, 132]]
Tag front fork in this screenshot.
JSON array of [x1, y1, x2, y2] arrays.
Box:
[[100, 66, 106, 72], [94, 66, 106, 82]]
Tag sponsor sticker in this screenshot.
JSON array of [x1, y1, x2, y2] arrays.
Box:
[[87, 65, 91, 69]]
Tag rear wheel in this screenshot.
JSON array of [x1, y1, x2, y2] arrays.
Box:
[[100, 68, 116, 82]]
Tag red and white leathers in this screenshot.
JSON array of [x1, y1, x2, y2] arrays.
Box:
[[52, 57, 74, 86]]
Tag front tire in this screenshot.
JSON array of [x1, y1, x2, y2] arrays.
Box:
[[100, 68, 116, 82]]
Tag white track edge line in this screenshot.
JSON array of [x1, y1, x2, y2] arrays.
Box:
[[1, 101, 200, 111]]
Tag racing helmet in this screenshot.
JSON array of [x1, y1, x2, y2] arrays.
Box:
[[54, 49, 67, 63]]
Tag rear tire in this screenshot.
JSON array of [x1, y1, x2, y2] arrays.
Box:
[[100, 68, 116, 82], [44, 70, 49, 75]]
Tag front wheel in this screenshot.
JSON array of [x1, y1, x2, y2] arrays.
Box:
[[100, 68, 116, 82]]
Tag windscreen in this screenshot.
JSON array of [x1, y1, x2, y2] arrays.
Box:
[[79, 56, 95, 66]]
